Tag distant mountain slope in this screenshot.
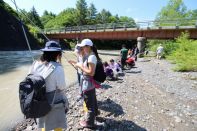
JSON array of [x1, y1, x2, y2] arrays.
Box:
[[0, 3, 40, 51]]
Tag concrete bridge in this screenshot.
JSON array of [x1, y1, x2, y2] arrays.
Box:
[[44, 20, 197, 40]]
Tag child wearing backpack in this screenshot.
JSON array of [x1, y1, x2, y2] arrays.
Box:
[[74, 39, 100, 128], [31, 41, 68, 131]]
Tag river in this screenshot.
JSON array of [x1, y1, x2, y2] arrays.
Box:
[[0, 51, 78, 130]]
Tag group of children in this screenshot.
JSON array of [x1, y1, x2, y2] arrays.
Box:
[[102, 44, 138, 80], [103, 59, 122, 80]]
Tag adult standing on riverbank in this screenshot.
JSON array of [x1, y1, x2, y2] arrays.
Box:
[[156, 44, 164, 60], [74, 39, 99, 128], [31, 41, 68, 131], [120, 44, 128, 69], [132, 44, 139, 61]]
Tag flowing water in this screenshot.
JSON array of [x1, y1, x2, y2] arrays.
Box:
[[0, 51, 78, 130], [0, 50, 118, 130]]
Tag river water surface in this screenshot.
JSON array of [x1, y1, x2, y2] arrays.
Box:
[[0, 51, 78, 130]]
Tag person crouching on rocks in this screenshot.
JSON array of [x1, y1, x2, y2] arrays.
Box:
[[73, 39, 100, 128], [103, 61, 114, 80], [109, 59, 122, 79]]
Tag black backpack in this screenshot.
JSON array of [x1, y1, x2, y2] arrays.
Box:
[[87, 59, 106, 83], [94, 60, 106, 83], [19, 62, 56, 118]]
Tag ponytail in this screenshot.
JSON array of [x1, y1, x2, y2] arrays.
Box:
[[91, 45, 101, 61]]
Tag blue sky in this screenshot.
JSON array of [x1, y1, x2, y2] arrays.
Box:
[[4, 0, 197, 21]]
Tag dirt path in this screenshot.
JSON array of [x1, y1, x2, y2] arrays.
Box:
[[14, 56, 197, 131]]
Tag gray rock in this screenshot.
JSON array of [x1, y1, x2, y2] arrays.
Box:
[[174, 116, 182, 123]]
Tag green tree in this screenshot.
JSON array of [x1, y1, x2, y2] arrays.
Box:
[[119, 16, 136, 27], [41, 10, 56, 27], [18, 9, 30, 25], [76, 0, 88, 25], [96, 9, 112, 24], [87, 3, 97, 24], [168, 32, 197, 71], [1, 0, 18, 17], [44, 8, 77, 29], [28, 6, 43, 28], [155, 0, 189, 26], [190, 9, 197, 19], [108, 16, 119, 23]]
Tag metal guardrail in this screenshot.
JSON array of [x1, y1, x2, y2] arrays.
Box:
[[44, 19, 197, 34]]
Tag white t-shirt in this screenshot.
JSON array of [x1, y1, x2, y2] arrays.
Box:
[[83, 54, 97, 75], [31, 61, 66, 92], [157, 46, 164, 54]]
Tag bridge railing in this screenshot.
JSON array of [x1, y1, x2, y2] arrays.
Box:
[[44, 19, 197, 34]]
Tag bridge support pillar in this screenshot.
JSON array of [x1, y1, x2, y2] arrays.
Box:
[[137, 37, 146, 57]]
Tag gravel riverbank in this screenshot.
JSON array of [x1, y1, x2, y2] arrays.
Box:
[[14, 55, 197, 131]]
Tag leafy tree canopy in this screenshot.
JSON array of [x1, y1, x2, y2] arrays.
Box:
[[87, 3, 97, 24], [28, 6, 43, 28], [44, 8, 77, 29], [155, 0, 196, 26], [41, 10, 56, 27], [76, 0, 88, 25], [96, 9, 112, 24], [156, 0, 188, 21], [1, 0, 18, 17]]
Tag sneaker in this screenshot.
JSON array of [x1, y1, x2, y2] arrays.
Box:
[[79, 120, 95, 128]]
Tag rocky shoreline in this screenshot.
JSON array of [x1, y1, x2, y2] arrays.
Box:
[[13, 57, 197, 131]]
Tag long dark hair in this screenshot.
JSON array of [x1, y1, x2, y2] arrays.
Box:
[[40, 51, 62, 62], [91, 45, 101, 61]]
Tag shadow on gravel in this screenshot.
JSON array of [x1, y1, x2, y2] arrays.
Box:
[[106, 77, 124, 81], [118, 72, 125, 77], [125, 70, 142, 74], [101, 84, 113, 89], [96, 117, 147, 131], [98, 98, 124, 117]]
